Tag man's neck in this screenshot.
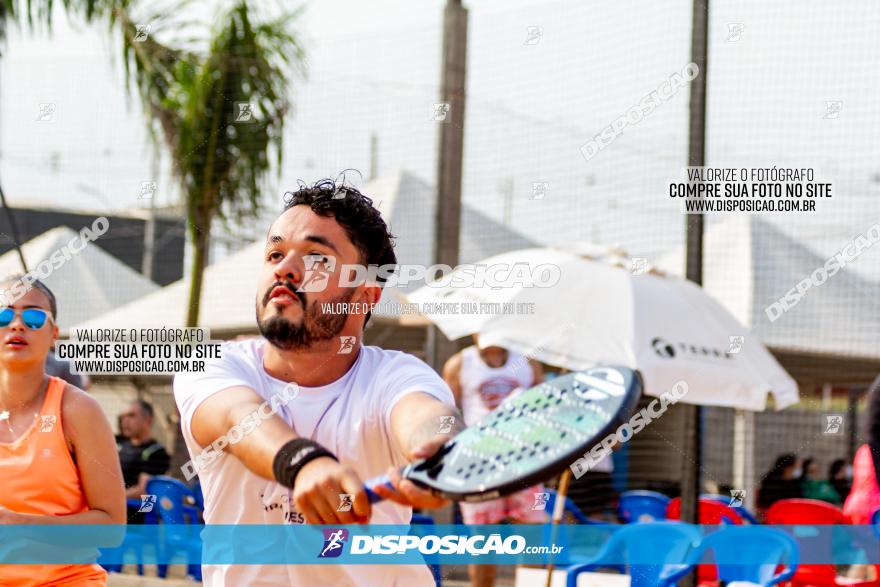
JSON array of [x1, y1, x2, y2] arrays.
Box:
[[262, 336, 362, 387], [129, 433, 152, 446], [478, 348, 508, 369]]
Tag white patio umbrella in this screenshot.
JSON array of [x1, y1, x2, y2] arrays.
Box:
[[407, 244, 798, 411]]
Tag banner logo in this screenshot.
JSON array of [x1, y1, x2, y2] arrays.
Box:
[[319, 528, 349, 558]]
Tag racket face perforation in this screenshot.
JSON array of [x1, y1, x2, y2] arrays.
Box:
[[404, 366, 642, 501]]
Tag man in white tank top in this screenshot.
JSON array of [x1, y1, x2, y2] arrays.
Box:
[[442, 335, 546, 587]]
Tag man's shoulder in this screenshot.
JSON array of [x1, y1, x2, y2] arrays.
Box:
[[194, 337, 263, 365], [140, 439, 169, 459], [359, 345, 433, 371], [122, 437, 166, 451], [220, 337, 264, 362], [173, 338, 263, 387], [355, 346, 450, 403], [353, 347, 443, 393]]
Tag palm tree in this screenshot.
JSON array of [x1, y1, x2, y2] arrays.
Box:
[[1, 0, 104, 270], [1, 0, 105, 48], [110, 0, 304, 326], [0, 1, 10, 45]]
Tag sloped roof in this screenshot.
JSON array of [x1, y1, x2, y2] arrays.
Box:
[[656, 216, 879, 359], [371, 170, 539, 284], [72, 240, 261, 333], [0, 227, 159, 331]]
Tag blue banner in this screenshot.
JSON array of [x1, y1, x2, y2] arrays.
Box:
[[0, 524, 877, 565]]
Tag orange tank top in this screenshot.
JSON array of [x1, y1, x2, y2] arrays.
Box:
[[0, 376, 107, 586]]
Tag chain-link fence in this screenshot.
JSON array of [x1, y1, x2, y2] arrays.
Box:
[[13, 0, 874, 542]]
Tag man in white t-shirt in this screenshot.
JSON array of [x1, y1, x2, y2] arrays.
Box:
[[174, 179, 461, 586]]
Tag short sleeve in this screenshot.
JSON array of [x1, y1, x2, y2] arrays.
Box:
[[142, 444, 171, 476], [378, 352, 455, 436], [173, 342, 257, 448]]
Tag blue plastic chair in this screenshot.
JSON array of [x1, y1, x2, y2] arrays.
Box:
[[191, 480, 205, 515], [546, 488, 604, 525], [872, 508, 880, 538], [701, 493, 760, 523], [666, 526, 799, 587], [97, 525, 146, 575], [538, 489, 609, 570], [618, 490, 671, 523], [565, 522, 702, 587], [411, 514, 442, 587], [98, 498, 154, 574], [146, 476, 203, 581]]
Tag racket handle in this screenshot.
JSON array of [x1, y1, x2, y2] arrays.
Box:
[[364, 475, 394, 503]]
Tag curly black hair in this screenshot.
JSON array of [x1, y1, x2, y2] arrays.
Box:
[[282, 178, 397, 283]]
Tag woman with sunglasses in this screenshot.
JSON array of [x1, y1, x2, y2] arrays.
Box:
[[0, 277, 125, 586]]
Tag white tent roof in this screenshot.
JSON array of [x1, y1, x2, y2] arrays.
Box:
[[656, 216, 880, 359], [72, 240, 262, 334], [73, 170, 537, 333], [371, 169, 539, 287], [0, 227, 159, 331]]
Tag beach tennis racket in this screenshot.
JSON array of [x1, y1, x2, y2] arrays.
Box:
[[365, 365, 642, 503]]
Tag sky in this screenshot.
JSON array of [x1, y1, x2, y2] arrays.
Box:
[[1, 0, 879, 282]]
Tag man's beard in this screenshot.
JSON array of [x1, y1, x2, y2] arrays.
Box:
[[257, 283, 354, 351]]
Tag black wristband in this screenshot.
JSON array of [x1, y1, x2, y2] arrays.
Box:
[[273, 438, 337, 489]]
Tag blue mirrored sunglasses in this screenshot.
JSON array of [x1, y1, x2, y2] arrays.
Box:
[[0, 308, 51, 329]]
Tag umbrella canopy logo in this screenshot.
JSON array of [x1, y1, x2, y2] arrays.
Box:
[[651, 337, 677, 358], [651, 337, 733, 362]]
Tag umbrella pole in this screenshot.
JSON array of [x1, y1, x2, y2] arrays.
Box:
[[544, 469, 572, 587]]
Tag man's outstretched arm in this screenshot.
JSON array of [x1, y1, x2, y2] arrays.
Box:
[[190, 386, 370, 524], [372, 392, 464, 509]]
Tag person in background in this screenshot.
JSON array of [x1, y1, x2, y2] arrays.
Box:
[[568, 440, 619, 520], [117, 399, 170, 523], [115, 414, 126, 444], [799, 456, 842, 505], [842, 374, 880, 582], [757, 453, 803, 514], [443, 335, 545, 587], [45, 348, 91, 390], [829, 459, 852, 502], [844, 374, 880, 524]]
